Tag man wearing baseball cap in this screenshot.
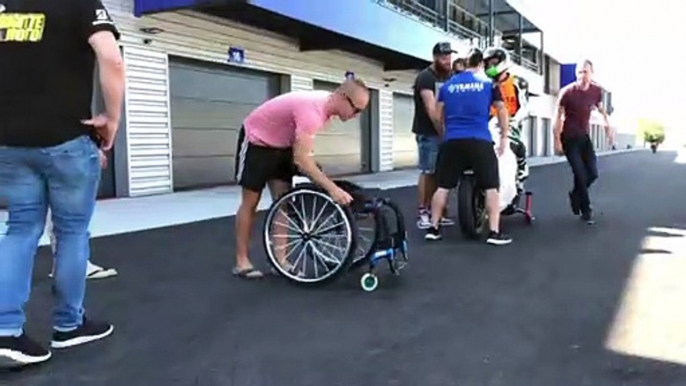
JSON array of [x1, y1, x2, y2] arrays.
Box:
[[412, 42, 456, 229]]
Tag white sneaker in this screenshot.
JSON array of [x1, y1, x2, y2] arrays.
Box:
[[416, 210, 432, 229], [439, 217, 455, 226]]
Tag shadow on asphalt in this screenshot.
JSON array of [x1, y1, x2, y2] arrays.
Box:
[[4, 151, 686, 386]]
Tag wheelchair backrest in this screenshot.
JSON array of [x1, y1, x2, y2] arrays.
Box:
[[331, 179, 407, 251]]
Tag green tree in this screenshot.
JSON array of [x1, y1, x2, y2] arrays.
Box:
[[638, 118, 666, 144]]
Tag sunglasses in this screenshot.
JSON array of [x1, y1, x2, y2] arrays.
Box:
[[344, 94, 363, 114]]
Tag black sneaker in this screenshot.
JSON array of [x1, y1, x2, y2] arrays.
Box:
[[486, 231, 512, 245], [0, 333, 52, 368], [568, 191, 580, 215], [51, 317, 114, 349], [424, 226, 442, 241]]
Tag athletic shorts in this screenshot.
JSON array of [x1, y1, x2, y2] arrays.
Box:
[[234, 126, 295, 192], [435, 138, 499, 190]]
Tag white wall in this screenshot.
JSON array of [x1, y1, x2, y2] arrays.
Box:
[[528, 95, 632, 155], [104, 0, 422, 194], [511, 64, 544, 96], [104, 0, 590, 189]]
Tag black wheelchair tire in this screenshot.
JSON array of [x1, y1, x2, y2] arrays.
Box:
[[457, 175, 487, 239], [262, 184, 358, 287]]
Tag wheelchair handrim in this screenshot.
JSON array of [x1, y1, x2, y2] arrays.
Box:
[[263, 189, 354, 283]]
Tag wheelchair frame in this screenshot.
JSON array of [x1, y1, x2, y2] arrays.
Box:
[[263, 180, 408, 292]]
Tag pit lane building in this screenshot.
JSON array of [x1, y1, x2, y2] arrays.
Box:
[[97, 0, 616, 198]]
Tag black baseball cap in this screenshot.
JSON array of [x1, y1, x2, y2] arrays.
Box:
[[432, 42, 456, 56]]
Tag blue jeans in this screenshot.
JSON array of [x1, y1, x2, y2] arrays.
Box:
[[562, 134, 598, 214], [0, 135, 100, 336], [416, 134, 440, 174]]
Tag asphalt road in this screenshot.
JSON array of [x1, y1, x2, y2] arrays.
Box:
[[5, 150, 686, 386]]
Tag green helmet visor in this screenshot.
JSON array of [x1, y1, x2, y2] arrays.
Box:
[[485, 66, 500, 78]]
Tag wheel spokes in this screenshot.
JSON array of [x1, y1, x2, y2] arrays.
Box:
[[267, 191, 353, 282]]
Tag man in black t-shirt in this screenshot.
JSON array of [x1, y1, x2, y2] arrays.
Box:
[[412, 42, 455, 229], [0, 0, 124, 367]]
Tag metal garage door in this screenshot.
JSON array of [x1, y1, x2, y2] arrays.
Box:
[[541, 118, 551, 156], [528, 117, 538, 157], [392, 93, 417, 169], [312, 80, 368, 175], [91, 66, 116, 198], [522, 117, 534, 157], [169, 58, 281, 189]]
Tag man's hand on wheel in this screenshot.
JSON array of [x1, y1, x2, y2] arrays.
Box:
[[329, 186, 354, 206]]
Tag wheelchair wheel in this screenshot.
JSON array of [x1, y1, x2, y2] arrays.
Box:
[[457, 174, 487, 239], [333, 181, 376, 269], [263, 185, 357, 286], [351, 211, 376, 268]]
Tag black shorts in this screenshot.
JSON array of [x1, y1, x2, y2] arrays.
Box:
[[234, 126, 295, 192], [435, 138, 499, 190]]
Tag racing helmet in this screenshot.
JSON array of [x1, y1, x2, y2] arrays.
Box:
[[483, 47, 511, 79]]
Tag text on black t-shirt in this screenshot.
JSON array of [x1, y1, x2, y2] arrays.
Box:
[[0, 0, 120, 147]]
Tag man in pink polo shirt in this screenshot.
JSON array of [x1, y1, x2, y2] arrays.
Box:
[[233, 79, 370, 279]]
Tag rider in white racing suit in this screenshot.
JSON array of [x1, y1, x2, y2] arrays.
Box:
[[483, 47, 532, 194]]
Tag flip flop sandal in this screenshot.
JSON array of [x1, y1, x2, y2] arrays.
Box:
[[232, 267, 264, 280], [49, 268, 119, 280], [87, 267, 118, 280]]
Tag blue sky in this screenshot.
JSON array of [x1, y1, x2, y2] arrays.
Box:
[[518, 0, 680, 126]]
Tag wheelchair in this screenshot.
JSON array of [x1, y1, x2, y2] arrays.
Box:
[[263, 175, 408, 292], [457, 138, 535, 239]]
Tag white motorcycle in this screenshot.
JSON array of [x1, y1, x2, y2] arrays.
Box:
[[456, 119, 535, 239]]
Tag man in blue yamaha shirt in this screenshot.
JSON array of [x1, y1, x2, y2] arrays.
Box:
[[424, 49, 513, 245]]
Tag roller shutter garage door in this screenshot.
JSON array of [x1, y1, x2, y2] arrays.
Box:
[[521, 116, 538, 157], [392, 93, 417, 169], [312, 80, 365, 175], [541, 118, 551, 156], [169, 58, 280, 189], [91, 67, 116, 198]]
